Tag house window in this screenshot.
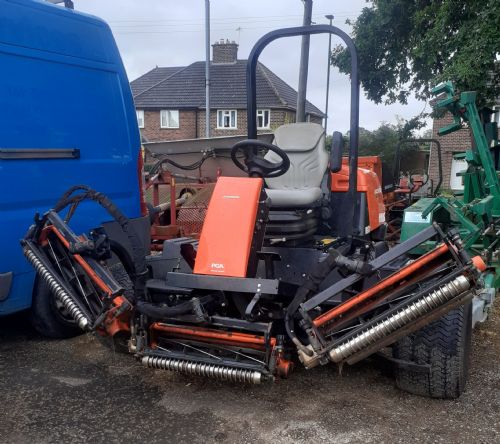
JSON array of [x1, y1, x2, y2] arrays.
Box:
[[160, 110, 180, 128], [450, 154, 467, 190], [136, 110, 144, 129], [257, 109, 270, 129], [217, 110, 237, 129], [492, 106, 500, 124]]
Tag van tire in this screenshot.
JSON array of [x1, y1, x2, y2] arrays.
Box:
[[393, 302, 472, 399], [29, 277, 81, 339]]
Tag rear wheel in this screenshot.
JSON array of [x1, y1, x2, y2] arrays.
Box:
[[29, 277, 81, 339], [393, 302, 472, 399]]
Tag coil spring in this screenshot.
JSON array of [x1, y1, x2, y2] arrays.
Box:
[[24, 248, 91, 331], [142, 355, 263, 384], [329, 275, 471, 363]]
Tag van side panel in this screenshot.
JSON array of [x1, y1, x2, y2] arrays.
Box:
[[0, 0, 142, 314]]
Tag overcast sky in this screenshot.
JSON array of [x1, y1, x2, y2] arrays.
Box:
[[73, 0, 431, 133]]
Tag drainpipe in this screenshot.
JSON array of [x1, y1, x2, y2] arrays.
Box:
[[205, 0, 211, 138]]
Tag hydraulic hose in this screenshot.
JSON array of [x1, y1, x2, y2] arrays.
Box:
[[148, 152, 211, 175], [136, 300, 197, 318], [47, 185, 148, 299], [135, 295, 213, 319], [285, 248, 373, 353]]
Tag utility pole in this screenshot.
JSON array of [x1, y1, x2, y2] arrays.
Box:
[[296, 0, 313, 122], [324, 14, 334, 133], [205, 0, 211, 138]]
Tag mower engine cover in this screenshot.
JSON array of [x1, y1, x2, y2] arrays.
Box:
[[193, 177, 267, 277], [330, 165, 386, 235]]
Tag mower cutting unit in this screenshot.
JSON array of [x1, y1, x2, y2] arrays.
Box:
[[21, 26, 491, 398]]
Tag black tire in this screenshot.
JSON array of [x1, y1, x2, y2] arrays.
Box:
[[107, 260, 135, 302], [29, 277, 81, 339], [393, 302, 472, 399]]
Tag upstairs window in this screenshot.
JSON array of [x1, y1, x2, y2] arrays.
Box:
[[257, 109, 270, 129], [217, 109, 237, 129], [136, 110, 144, 129], [160, 110, 180, 128]]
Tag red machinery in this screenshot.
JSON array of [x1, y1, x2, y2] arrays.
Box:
[[146, 167, 216, 249], [21, 26, 482, 399]]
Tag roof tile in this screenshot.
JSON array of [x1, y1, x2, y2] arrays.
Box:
[[132, 60, 323, 117], [130, 66, 184, 96]]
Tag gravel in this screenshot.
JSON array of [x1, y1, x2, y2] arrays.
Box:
[[0, 304, 499, 444]]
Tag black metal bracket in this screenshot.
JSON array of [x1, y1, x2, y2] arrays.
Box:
[[301, 225, 441, 312], [166, 272, 280, 294], [245, 292, 262, 320], [376, 353, 431, 374]]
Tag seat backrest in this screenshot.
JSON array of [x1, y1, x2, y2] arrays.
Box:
[[265, 123, 328, 190]]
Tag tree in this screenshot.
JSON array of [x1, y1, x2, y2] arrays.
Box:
[[331, 0, 500, 106], [326, 119, 424, 168]]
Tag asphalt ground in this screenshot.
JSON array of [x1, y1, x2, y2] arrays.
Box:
[[0, 305, 499, 444]]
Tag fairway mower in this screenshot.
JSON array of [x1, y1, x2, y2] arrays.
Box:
[[21, 26, 492, 398]]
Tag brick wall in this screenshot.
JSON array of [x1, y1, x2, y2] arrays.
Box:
[[140, 108, 322, 142], [197, 109, 311, 137], [141, 109, 198, 142], [430, 112, 471, 190], [212, 40, 238, 64], [197, 109, 247, 138]]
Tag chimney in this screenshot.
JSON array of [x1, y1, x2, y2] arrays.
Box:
[[212, 39, 238, 64]]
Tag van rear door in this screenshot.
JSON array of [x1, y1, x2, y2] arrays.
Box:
[[0, 0, 142, 314]]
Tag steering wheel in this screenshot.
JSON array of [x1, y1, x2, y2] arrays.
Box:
[[230, 139, 290, 178]]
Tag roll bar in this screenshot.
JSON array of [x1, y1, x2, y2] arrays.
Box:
[[393, 138, 443, 196], [245, 25, 360, 236]]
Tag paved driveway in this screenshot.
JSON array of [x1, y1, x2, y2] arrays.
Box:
[[0, 306, 499, 444]]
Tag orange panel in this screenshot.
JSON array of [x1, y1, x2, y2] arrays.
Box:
[[331, 165, 386, 232], [193, 176, 263, 277], [313, 243, 450, 327], [342, 156, 383, 184]]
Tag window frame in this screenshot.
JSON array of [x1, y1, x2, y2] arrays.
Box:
[[492, 105, 500, 124], [136, 109, 144, 129], [256, 109, 271, 130], [216, 109, 238, 129], [160, 109, 180, 129]]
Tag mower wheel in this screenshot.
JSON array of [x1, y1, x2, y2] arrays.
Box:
[[393, 301, 472, 399], [29, 277, 81, 339]]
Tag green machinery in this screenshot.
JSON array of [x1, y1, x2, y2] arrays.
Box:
[[401, 81, 499, 323]]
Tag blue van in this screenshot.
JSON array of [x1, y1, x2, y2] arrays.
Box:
[[0, 0, 145, 336]]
